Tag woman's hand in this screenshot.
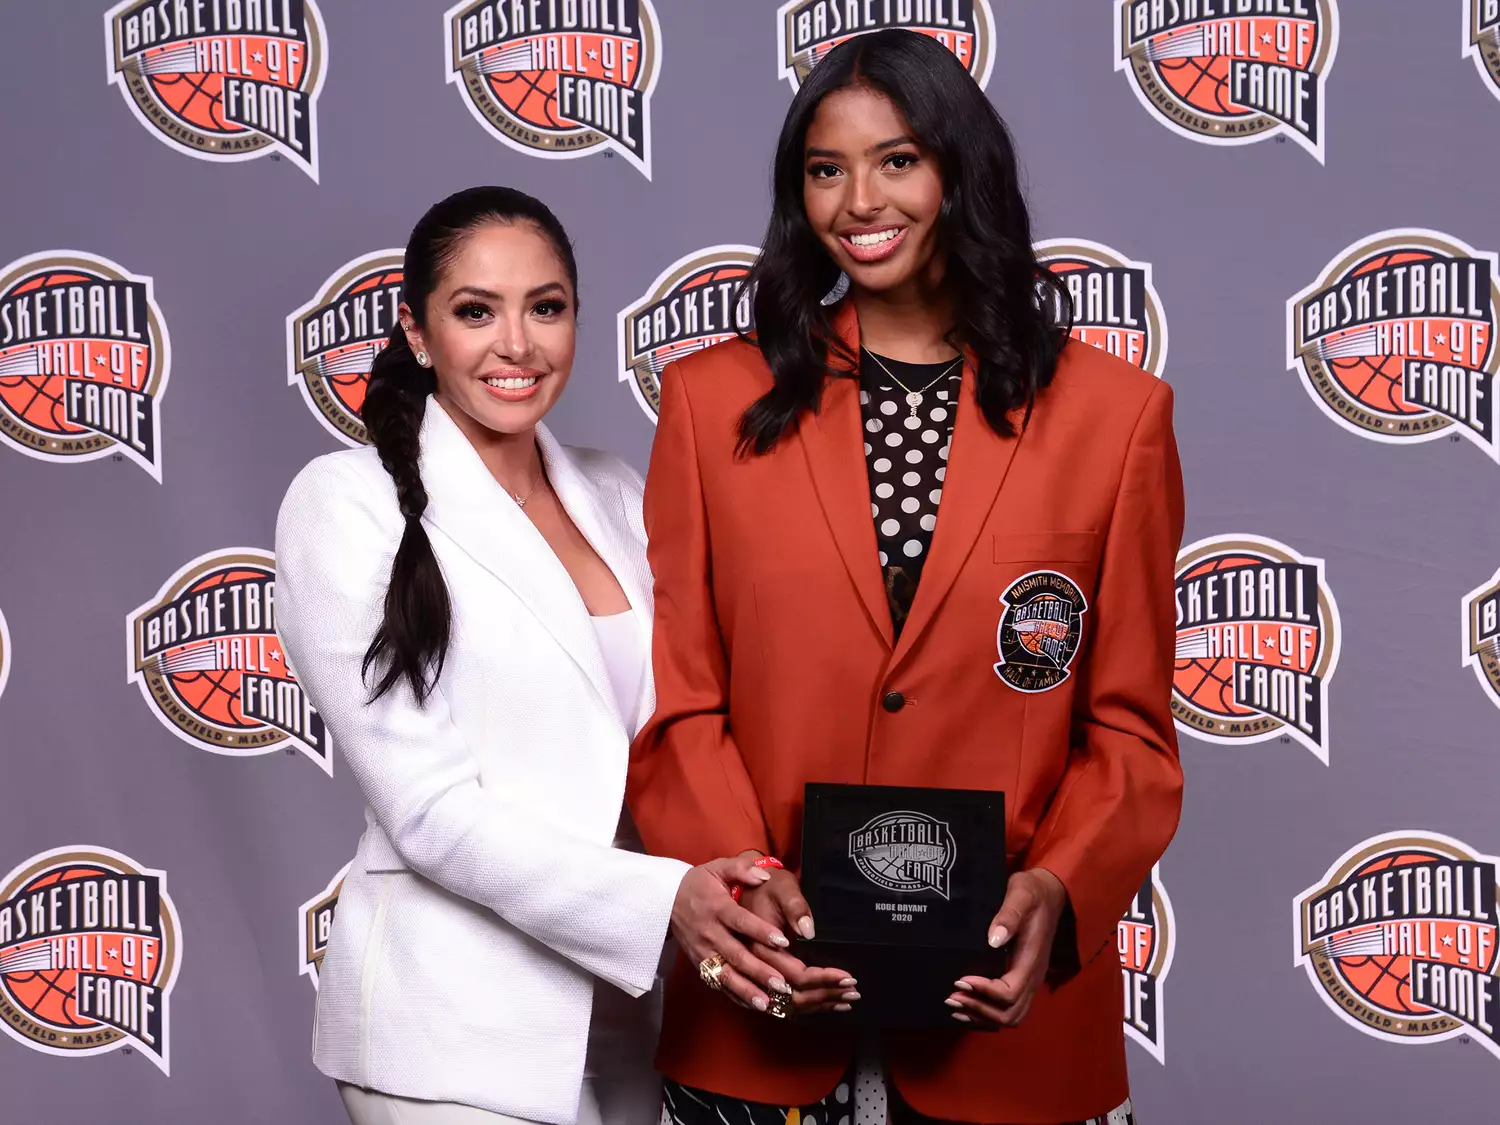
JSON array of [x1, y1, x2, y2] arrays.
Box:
[[737, 861, 856, 1016], [669, 855, 798, 1014], [946, 867, 1067, 1029]]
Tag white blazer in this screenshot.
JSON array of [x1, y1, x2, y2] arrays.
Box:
[[274, 399, 690, 1123]]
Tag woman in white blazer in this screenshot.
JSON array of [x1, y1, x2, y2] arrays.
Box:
[[275, 188, 798, 1125]]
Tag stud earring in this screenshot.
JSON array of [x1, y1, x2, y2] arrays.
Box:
[[415, 351, 429, 366], [820, 271, 851, 307]]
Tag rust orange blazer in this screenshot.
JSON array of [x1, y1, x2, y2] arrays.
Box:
[[628, 305, 1185, 1125]]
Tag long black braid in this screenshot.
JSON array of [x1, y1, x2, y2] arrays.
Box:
[[359, 186, 579, 703]]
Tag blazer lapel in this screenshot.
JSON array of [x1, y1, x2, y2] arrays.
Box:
[[797, 303, 895, 649], [889, 364, 1024, 672], [418, 401, 618, 722], [535, 423, 658, 729]]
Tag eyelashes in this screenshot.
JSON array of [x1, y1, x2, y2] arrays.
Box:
[[450, 299, 570, 321], [804, 152, 921, 179]]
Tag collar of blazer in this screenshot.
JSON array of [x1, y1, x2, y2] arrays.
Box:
[[798, 300, 1027, 669], [416, 397, 649, 729]]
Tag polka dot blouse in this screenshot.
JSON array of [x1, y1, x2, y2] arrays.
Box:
[[858, 348, 962, 635]]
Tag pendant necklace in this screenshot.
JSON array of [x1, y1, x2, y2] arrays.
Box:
[[862, 347, 963, 419], [509, 466, 544, 509]]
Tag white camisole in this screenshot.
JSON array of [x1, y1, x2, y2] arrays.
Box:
[[583, 609, 658, 1089]]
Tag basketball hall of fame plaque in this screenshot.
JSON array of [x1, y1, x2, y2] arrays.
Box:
[[798, 783, 1007, 1027]]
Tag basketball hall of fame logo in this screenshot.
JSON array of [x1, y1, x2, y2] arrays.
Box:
[[445, 0, 661, 178], [0, 847, 182, 1074], [618, 245, 757, 422], [1288, 229, 1500, 463], [287, 250, 404, 447], [1463, 564, 1500, 714], [299, 863, 348, 991], [1120, 864, 1175, 1065], [777, 0, 995, 91], [1114, 0, 1339, 162], [1173, 535, 1340, 764], [0, 251, 170, 480], [126, 549, 331, 772], [849, 812, 955, 899], [1467, 0, 1500, 104], [1036, 239, 1169, 380], [105, 0, 327, 180], [1295, 832, 1500, 1062], [994, 571, 1087, 694]]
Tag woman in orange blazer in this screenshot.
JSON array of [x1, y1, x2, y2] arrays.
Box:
[[628, 30, 1184, 1125]]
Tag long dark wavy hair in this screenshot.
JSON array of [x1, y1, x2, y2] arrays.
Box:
[[738, 29, 1072, 454], [360, 186, 579, 703]]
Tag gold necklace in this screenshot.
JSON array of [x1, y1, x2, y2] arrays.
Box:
[[862, 348, 963, 419], [508, 464, 544, 509]]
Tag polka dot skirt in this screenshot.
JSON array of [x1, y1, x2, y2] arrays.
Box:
[[859, 349, 960, 633], [663, 1065, 1135, 1125]]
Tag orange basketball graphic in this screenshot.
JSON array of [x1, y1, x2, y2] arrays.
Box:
[[1327, 852, 1447, 1017], [106, 1, 327, 180], [1320, 250, 1442, 417], [147, 69, 231, 132], [618, 246, 760, 422], [1172, 536, 1340, 762], [288, 252, 404, 447], [1287, 230, 1500, 461], [1156, 51, 1241, 117], [127, 550, 332, 771], [2, 864, 114, 1029], [1173, 553, 1274, 720], [446, 0, 661, 177], [162, 567, 289, 729], [0, 847, 181, 1073], [1297, 834, 1500, 1059], [0, 252, 169, 478], [0, 271, 94, 438], [1115, 1, 1339, 160]]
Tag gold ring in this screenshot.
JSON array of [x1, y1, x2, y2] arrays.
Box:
[[697, 954, 728, 991], [766, 989, 792, 1019]]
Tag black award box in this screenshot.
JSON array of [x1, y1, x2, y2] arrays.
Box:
[[796, 782, 1007, 1028]]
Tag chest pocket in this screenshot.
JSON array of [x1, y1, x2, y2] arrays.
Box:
[[992, 531, 1099, 564]]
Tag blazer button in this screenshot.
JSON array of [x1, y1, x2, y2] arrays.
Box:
[[882, 691, 905, 713]]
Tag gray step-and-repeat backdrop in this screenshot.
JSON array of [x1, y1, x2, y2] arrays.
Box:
[[1, 1, 1498, 1122]]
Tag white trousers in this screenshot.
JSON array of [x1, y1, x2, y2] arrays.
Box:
[[338, 1080, 606, 1125]]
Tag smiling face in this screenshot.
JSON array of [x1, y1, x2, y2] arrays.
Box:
[[400, 220, 576, 444], [802, 84, 946, 299]]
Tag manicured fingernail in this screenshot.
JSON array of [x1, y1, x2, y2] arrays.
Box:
[[988, 927, 1008, 948], [748, 868, 772, 882], [953, 980, 974, 992], [952, 1012, 971, 1023], [769, 977, 790, 995], [834, 1003, 852, 1012], [838, 977, 857, 988], [944, 998, 964, 1009], [770, 932, 790, 948], [797, 917, 816, 940], [841, 991, 861, 1002], [752, 995, 768, 1012]]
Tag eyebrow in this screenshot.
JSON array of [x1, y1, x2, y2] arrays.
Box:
[[805, 135, 917, 159], [449, 282, 569, 301]]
